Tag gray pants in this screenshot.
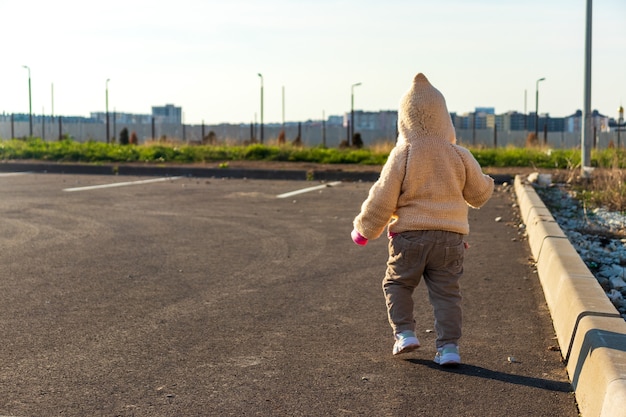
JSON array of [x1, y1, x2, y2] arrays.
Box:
[[383, 230, 465, 348]]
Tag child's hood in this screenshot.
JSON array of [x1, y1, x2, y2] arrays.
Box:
[[398, 73, 456, 144]]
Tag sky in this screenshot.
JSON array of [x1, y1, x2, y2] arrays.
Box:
[[1, 0, 625, 125]]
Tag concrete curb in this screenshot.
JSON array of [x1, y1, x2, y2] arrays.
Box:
[[0, 161, 382, 182], [0, 161, 516, 185], [514, 175, 626, 417]]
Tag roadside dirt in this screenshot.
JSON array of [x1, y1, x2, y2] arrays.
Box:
[[179, 159, 557, 177], [0, 157, 594, 179]]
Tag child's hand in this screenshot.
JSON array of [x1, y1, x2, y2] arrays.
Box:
[[463, 241, 470, 249], [351, 229, 368, 246]]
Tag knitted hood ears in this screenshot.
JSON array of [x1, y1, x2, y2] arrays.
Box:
[[398, 73, 456, 144]]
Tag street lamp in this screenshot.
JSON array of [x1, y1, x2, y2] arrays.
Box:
[[581, 0, 593, 175], [51, 83, 54, 119], [617, 105, 625, 148], [350, 82, 362, 146], [535, 77, 546, 139], [258, 73, 264, 144], [22, 65, 32, 137], [106, 79, 110, 144]]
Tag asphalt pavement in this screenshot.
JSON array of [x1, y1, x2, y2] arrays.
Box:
[[0, 166, 579, 416]]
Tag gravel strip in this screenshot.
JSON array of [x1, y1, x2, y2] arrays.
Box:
[[531, 174, 626, 320]]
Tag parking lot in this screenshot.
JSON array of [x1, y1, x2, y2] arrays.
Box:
[[0, 172, 578, 416]]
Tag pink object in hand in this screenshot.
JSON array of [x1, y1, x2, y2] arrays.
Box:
[[351, 229, 368, 246]]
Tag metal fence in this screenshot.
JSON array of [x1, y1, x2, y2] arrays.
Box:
[[0, 118, 620, 149]]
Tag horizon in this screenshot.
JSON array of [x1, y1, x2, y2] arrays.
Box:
[[0, 105, 619, 126], [1, 0, 625, 125]]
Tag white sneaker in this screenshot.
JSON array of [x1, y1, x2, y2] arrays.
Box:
[[392, 330, 421, 355], [434, 344, 461, 366]]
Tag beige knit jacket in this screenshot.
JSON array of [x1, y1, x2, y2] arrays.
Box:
[[353, 73, 494, 240]]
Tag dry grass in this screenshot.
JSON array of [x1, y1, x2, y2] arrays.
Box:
[[368, 141, 395, 155], [552, 167, 626, 213]]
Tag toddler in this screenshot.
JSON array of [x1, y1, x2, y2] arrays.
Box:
[[351, 73, 494, 365]]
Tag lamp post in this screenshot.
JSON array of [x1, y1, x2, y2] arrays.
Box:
[[350, 82, 362, 146], [257, 73, 264, 144], [106, 79, 110, 144], [524, 90, 528, 133], [617, 105, 625, 148], [535, 77, 545, 138], [581, 0, 593, 175], [51, 83, 54, 119], [22, 65, 32, 137]]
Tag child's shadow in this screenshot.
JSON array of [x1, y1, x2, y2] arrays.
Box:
[[405, 358, 572, 393]]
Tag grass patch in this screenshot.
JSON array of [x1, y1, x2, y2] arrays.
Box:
[[1, 138, 625, 210], [2, 138, 622, 169], [0, 138, 390, 166], [552, 167, 626, 213]]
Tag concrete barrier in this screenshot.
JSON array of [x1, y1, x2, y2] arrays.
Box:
[[514, 175, 626, 417]]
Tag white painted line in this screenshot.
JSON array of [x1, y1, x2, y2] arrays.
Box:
[[0, 172, 32, 177], [63, 176, 184, 192], [277, 181, 342, 199]]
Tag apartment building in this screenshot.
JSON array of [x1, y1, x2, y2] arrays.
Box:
[[152, 104, 182, 124]]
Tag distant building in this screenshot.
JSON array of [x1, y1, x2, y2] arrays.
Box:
[[91, 111, 153, 124], [73, 105, 605, 135], [346, 110, 397, 131], [452, 112, 489, 130], [544, 116, 566, 132], [496, 111, 527, 131], [152, 104, 182, 124], [475, 107, 495, 115], [564, 110, 609, 133], [91, 104, 183, 125], [327, 115, 344, 126]]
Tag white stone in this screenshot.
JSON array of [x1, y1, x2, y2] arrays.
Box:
[[609, 275, 626, 291], [610, 264, 626, 278], [607, 289, 624, 308], [527, 172, 539, 183], [537, 174, 552, 186]]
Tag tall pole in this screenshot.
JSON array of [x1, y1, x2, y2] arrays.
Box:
[[322, 110, 327, 148], [106, 79, 110, 144], [472, 112, 476, 145], [113, 107, 116, 143], [582, 0, 593, 175], [22, 65, 32, 137], [182, 112, 186, 142], [282, 85, 285, 132], [51, 83, 54, 119], [618, 105, 624, 148], [258, 73, 264, 144], [535, 77, 545, 138], [524, 90, 528, 130], [351, 82, 362, 146]]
